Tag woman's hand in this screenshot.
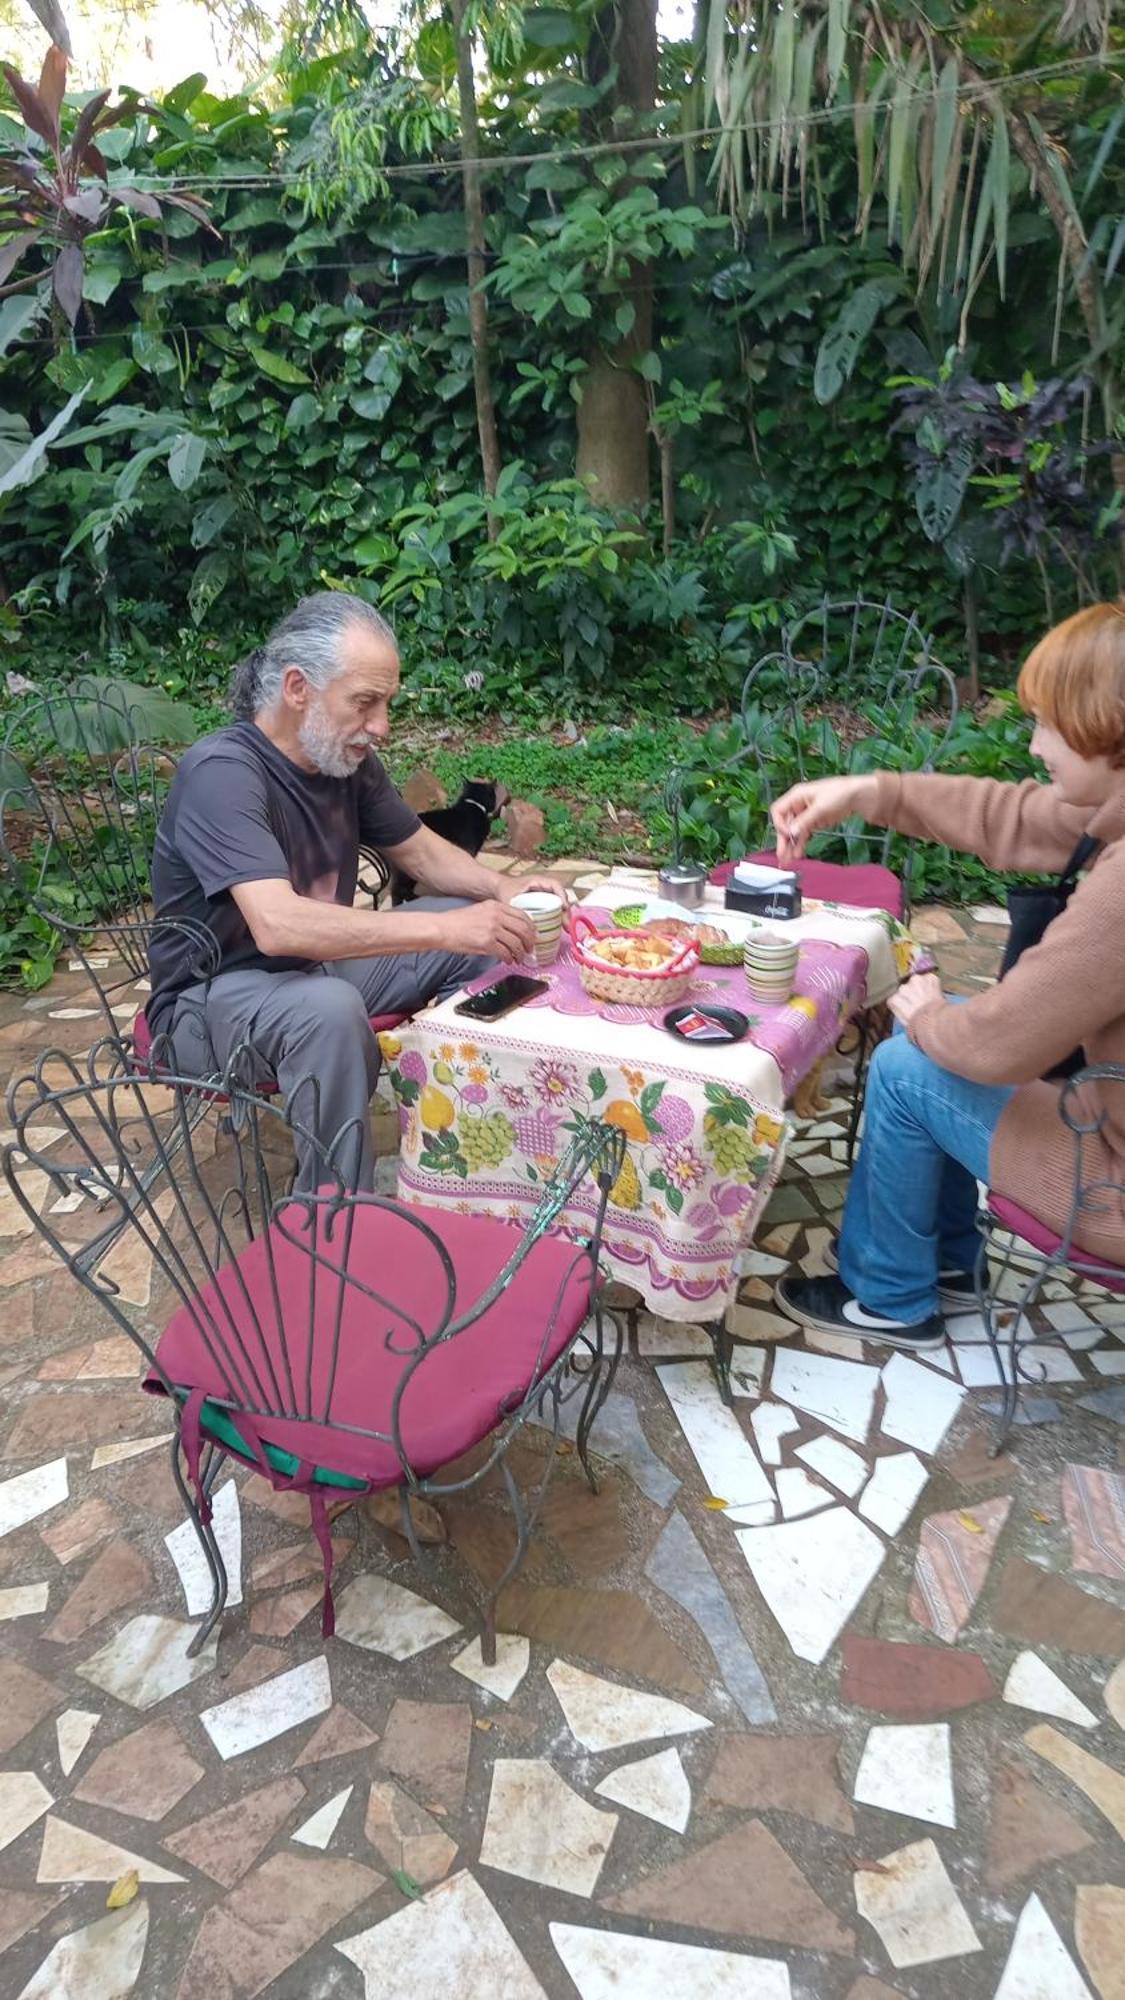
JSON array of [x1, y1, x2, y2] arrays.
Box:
[[888, 971, 945, 1030], [770, 774, 878, 866]]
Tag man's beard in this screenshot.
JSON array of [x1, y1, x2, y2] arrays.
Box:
[[298, 702, 369, 779]]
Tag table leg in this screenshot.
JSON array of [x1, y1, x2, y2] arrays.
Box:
[[707, 1315, 735, 1407]]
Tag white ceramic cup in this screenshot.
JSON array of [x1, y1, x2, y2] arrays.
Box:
[[512, 891, 564, 965]]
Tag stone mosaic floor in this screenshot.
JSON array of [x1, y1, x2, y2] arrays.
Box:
[[0, 892, 1122, 1998]]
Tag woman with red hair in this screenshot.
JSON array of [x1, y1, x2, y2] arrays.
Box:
[[771, 601, 1125, 1348]]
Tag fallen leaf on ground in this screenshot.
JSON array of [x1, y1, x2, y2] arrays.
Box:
[[107, 1870, 139, 1908]]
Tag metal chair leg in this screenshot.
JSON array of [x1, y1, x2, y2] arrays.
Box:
[[844, 1009, 873, 1167], [170, 1431, 229, 1655], [574, 1308, 623, 1493]]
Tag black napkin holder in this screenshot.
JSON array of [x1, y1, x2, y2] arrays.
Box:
[[724, 880, 802, 921]]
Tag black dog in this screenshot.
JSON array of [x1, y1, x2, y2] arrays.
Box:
[[388, 779, 511, 904]]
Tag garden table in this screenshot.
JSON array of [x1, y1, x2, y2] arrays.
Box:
[[378, 870, 928, 1399]]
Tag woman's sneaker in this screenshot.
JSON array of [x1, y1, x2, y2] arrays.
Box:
[[775, 1275, 945, 1351], [821, 1240, 976, 1312]]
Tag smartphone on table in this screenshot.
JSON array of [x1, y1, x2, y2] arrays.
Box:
[[454, 974, 548, 1022]]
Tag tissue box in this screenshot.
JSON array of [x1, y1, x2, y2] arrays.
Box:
[[724, 879, 802, 920]]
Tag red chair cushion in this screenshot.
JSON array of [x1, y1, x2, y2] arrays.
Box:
[[709, 852, 904, 920], [987, 1192, 1125, 1295], [145, 1203, 593, 1487]]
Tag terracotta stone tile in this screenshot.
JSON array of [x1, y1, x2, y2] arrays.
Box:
[[940, 1431, 1014, 1487], [174, 1852, 382, 1999], [0, 1239, 62, 1288], [538, 1473, 630, 1576], [40, 1495, 120, 1566], [74, 1719, 205, 1821], [994, 1557, 1125, 1656], [845, 1982, 904, 2000], [1061, 1464, 1125, 1583], [840, 1635, 996, 1717], [984, 1755, 1094, 1891], [99, 1443, 182, 1525], [2, 1388, 140, 1459], [377, 1699, 472, 1813], [215, 1647, 287, 1698], [603, 1817, 853, 1954], [45, 1535, 151, 1643], [1025, 1722, 1125, 1838], [295, 1706, 378, 1768], [249, 1535, 353, 1592], [497, 1583, 705, 1698], [702, 1732, 854, 1832], [445, 1499, 519, 1588], [38, 1336, 139, 1381], [908, 1496, 1012, 1643], [0, 1657, 62, 1754], [163, 1777, 307, 1887], [1075, 1883, 1125, 2000], [242, 1482, 351, 1530], [248, 1582, 322, 1639], [0, 1888, 65, 1959], [366, 1492, 446, 1545], [365, 1780, 458, 1887]]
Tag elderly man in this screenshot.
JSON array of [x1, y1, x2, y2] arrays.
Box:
[[147, 591, 560, 1184]]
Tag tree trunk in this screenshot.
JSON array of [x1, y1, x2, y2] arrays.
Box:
[[449, 0, 502, 537], [575, 0, 659, 513]]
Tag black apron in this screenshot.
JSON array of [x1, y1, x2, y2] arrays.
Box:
[[998, 832, 1101, 1080]]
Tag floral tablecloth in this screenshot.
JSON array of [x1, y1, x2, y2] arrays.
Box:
[[378, 874, 927, 1321]]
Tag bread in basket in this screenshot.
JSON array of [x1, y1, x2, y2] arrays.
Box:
[[570, 910, 699, 1006]]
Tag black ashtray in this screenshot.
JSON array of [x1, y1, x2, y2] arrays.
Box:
[[663, 1004, 749, 1046]]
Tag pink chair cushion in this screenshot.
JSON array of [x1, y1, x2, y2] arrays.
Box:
[[145, 1202, 594, 1486], [133, 1006, 409, 1072], [709, 851, 904, 920], [987, 1192, 1125, 1295]]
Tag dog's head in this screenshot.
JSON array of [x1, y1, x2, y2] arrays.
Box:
[[459, 779, 511, 820]]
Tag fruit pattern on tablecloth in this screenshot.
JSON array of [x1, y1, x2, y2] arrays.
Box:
[[377, 1030, 788, 1313]]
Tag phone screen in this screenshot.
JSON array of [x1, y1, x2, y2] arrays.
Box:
[[454, 974, 548, 1021]]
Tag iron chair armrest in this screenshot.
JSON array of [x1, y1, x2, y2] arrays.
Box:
[[1058, 1062, 1125, 1138]]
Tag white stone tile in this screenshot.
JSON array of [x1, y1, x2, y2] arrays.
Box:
[[636, 1316, 714, 1358], [1040, 1302, 1099, 1341], [656, 1362, 776, 1524], [0, 1773, 53, 1852], [994, 1892, 1092, 2000], [803, 1328, 870, 1360], [335, 1573, 460, 1660], [15, 1899, 149, 2000], [77, 1614, 218, 1710], [921, 1339, 958, 1375], [37, 1816, 184, 1884], [729, 1308, 796, 1347], [880, 1353, 965, 1454], [795, 1433, 867, 1498], [594, 1747, 692, 1833], [163, 1478, 243, 1615], [56, 1709, 100, 1777], [853, 1723, 955, 1828], [951, 1328, 1082, 1388], [550, 1924, 791, 1999], [49, 1007, 99, 1020], [771, 1348, 880, 1444], [90, 1436, 169, 1469], [199, 1655, 331, 1760], [969, 905, 1010, 926], [854, 1837, 981, 1969], [0, 1457, 68, 1538], [479, 1760, 617, 1896], [0, 1581, 49, 1619], [736, 1507, 885, 1665], [292, 1784, 353, 1849], [1002, 1652, 1098, 1730], [775, 1468, 833, 1519], [1089, 1347, 1125, 1376], [729, 1349, 769, 1399], [337, 1869, 547, 1999], [794, 1152, 840, 1176], [450, 1634, 530, 1703], [735, 1250, 790, 1279], [858, 1451, 930, 1536], [546, 1659, 711, 1754], [751, 1404, 800, 1466]]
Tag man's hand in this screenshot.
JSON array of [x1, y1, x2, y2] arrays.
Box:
[[771, 775, 878, 866], [497, 873, 571, 906], [439, 900, 536, 963], [888, 971, 945, 1031]]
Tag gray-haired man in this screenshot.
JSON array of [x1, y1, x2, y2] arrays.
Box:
[[147, 591, 562, 1185]]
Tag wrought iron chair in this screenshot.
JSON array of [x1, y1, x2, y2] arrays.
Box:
[[666, 598, 959, 1158], [3, 1039, 626, 1662], [976, 1062, 1125, 1449]]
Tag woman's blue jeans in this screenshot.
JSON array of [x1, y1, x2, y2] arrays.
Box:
[[837, 1011, 1014, 1322]]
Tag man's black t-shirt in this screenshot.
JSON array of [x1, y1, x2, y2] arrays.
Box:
[[147, 723, 420, 1031]]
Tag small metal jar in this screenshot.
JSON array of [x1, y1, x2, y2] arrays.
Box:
[[658, 862, 708, 909]]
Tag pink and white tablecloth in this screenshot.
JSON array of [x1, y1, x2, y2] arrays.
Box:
[[378, 875, 926, 1321]]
